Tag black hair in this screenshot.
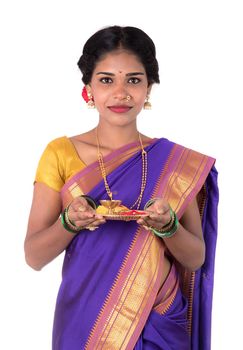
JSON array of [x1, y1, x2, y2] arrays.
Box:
[[77, 25, 160, 85]]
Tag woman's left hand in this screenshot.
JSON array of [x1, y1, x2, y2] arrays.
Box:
[[137, 198, 172, 230]]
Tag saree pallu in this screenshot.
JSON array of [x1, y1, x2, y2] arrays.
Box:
[[134, 264, 190, 350], [52, 138, 218, 350]]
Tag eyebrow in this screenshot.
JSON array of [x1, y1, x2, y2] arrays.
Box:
[[96, 72, 145, 76]]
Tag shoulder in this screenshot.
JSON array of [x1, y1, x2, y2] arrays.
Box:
[[35, 137, 69, 192], [38, 136, 72, 173], [177, 142, 216, 164], [158, 137, 216, 161], [46, 136, 69, 152], [44, 136, 77, 161]]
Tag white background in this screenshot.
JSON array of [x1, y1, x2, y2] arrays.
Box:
[[0, 0, 242, 349]]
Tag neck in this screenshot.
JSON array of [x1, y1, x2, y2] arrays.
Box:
[[95, 122, 139, 151]]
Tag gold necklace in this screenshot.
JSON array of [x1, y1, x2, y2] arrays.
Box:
[[96, 128, 148, 210]]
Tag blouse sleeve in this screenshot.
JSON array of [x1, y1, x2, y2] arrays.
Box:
[[34, 141, 65, 192]]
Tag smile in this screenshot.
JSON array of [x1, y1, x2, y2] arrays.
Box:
[[108, 106, 132, 113]]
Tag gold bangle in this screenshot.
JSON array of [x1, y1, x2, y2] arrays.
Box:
[[65, 206, 99, 232], [60, 212, 78, 234], [150, 212, 179, 238], [157, 208, 175, 232], [150, 210, 176, 233], [65, 206, 84, 232]]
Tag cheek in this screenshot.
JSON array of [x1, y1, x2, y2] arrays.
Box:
[[132, 87, 147, 100], [92, 90, 107, 106], [93, 86, 108, 103], [136, 93, 147, 106]]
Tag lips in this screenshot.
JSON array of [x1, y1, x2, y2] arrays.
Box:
[[108, 106, 132, 113]]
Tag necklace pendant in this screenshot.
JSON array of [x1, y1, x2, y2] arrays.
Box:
[[96, 128, 148, 212]]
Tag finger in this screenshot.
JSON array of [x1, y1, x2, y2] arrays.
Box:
[[69, 211, 95, 224], [75, 217, 98, 227], [143, 217, 155, 226], [145, 207, 170, 225], [137, 217, 149, 225], [146, 214, 172, 230], [94, 213, 105, 220], [77, 205, 86, 212], [150, 212, 170, 224], [78, 211, 97, 220], [90, 218, 106, 226], [75, 218, 106, 228], [72, 199, 91, 212], [144, 205, 163, 216], [147, 198, 170, 215], [148, 212, 162, 220], [71, 196, 97, 214], [72, 196, 89, 206], [154, 203, 170, 215]]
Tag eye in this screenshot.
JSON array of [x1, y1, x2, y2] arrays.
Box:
[[128, 77, 141, 84], [100, 77, 113, 84]]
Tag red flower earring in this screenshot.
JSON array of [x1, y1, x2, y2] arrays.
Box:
[[82, 86, 95, 108]]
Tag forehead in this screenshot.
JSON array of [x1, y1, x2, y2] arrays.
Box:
[[93, 50, 146, 73]]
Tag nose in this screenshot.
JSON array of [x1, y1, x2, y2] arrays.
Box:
[[113, 83, 128, 100]]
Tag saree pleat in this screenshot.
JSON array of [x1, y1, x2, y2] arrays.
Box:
[[52, 138, 218, 350], [191, 167, 219, 350], [133, 263, 190, 350]]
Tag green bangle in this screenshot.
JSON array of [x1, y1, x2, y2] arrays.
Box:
[[159, 208, 174, 231], [151, 212, 179, 238], [144, 198, 161, 210], [60, 211, 79, 234], [65, 207, 85, 232], [80, 195, 97, 209], [65, 205, 76, 226]]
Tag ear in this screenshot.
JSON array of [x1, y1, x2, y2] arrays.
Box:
[[86, 84, 92, 93], [147, 84, 153, 96], [86, 84, 95, 99]]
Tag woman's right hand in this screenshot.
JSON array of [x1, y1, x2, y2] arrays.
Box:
[[67, 196, 106, 230], [25, 183, 106, 270]]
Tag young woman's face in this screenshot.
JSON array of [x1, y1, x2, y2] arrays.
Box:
[[88, 50, 151, 127]]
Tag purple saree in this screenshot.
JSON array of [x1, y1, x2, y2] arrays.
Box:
[[53, 138, 218, 350]]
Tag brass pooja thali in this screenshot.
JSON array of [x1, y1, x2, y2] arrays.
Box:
[[96, 200, 149, 221]]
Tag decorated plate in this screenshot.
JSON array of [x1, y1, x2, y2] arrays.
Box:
[[102, 210, 149, 221]]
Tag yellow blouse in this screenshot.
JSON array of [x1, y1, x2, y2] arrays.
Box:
[[35, 136, 86, 192]]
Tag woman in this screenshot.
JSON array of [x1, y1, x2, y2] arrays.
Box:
[[24, 26, 218, 350]]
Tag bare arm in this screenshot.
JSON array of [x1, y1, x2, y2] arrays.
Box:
[[137, 197, 205, 271], [24, 183, 74, 270], [162, 198, 205, 271], [24, 183, 105, 271]]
